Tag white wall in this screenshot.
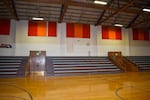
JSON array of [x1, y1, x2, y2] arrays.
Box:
[[15, 20, 61, 56], [0, 20, 150, 56], [14, 21, 97, 56], [96, 26, 130, 56]]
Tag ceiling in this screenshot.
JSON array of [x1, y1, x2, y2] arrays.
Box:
[[0, 0, 150, 29]]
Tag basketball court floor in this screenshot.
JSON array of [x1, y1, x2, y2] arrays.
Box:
[[0, 72, 150, 100]]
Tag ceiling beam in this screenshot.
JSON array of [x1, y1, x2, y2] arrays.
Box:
[[2, 0, 19, 20], [132, 18, 150, 28], [126, 10, 144, 28], [126, 14, 140, 28], [95, 0, 114, 26], [98, 0, 139, 25], [59, 0, 70, 23], [20, 0, 141, 14], [11, 0, 19, 20], [69, 1, 140, 14], [19, 0, 63, 4]]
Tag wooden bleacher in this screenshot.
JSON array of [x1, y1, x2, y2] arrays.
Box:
[[0, 56, 27, 78], [108, 52, 139, 72], [3, 55, 149, 77], [46, 56, 122, 76], [127, 56, 150, 71]]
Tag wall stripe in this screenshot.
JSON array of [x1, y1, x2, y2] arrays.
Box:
[[74, 24, 83, 38], [102, 26, 109, 39], [48, 22, 57, 37], [66, 23, 74, 37], [37, 21, 46, 36], [132, 28, 149, 40], [108, 27, 116, 39], [115, 27, 122, 39], [28, 21, 37, 36], [138, 30, 145, 40], [66, 23, 90, 38], [83, 24, 90, 38], [102, 26, 122, 40], [0, 19, 10, 35]]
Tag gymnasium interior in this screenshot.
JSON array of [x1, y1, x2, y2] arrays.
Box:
[[0, 0, 150, 100]]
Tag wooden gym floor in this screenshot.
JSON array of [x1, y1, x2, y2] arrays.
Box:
[[0, 72, 150, 100]]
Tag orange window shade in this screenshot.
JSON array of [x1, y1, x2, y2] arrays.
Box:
[[102, 25, 122, 40], [133, 28, 149, 40], [66, 23, 90, 38], [0, 19, 10, 35], [28, 21, 46, 36], [48, 22, 57, 37]]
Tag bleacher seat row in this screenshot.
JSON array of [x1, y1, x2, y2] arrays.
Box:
[[45, 57, 122, 76], [127, 56, 150, 71], [0, 56, 27, 78], [0, 56, 150, 78]]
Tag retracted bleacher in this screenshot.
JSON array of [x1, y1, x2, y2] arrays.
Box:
[[46, 56, 122, 76], [0, 56, 27, 78], [127, 56, 150, 71]]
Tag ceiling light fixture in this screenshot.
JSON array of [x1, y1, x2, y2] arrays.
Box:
[[32, 17, 44, 21], [143, 8, 150, 12], [114, 23, 123, 27], [94, 0, 107, 5]]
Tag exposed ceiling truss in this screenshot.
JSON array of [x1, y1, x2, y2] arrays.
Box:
[[0, 0, 150, 29]]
